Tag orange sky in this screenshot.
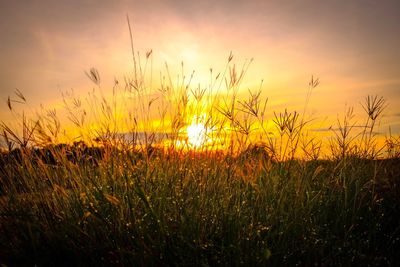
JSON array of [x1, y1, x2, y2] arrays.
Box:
[[1, 0, 400, 139]]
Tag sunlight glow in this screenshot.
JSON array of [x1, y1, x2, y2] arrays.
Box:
[[187, 121, 208, 148]]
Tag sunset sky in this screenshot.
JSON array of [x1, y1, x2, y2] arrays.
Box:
[[1, 0, 400, 136]]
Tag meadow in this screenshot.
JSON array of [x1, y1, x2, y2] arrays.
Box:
[[0, 47, 400, 266]]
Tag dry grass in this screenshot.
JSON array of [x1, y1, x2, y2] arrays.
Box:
[[0, 29, 399, 266]]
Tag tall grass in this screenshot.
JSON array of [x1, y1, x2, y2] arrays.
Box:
[[0, 28, 400, 266]]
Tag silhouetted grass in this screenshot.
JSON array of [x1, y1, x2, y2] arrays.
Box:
[[1, 33, 400, 265], [1, 144, 399, 266]]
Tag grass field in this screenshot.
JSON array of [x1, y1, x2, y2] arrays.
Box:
[[1, 51, 400, 266], [0, 147, 399, 266]]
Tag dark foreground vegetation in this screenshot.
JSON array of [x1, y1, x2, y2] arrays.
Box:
[[1, 46, 400, 265], [0, 142, 399, 266]]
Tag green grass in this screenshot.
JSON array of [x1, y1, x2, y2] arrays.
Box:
[[0, 143, 399, 266], [1, 41, 400, 265]]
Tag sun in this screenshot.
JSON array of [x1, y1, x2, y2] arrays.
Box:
[[187, 121, 208, 148]]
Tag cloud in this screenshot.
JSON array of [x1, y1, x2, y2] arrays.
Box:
[[1, 0, 400, 133]]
